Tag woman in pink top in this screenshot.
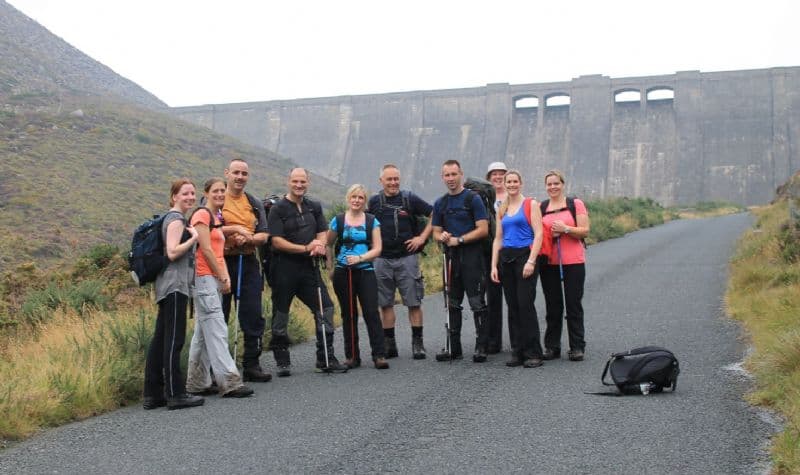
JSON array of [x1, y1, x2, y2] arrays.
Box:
[[538, 170, 591, 362]]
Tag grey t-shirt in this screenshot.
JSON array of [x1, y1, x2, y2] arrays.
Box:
[[155, 212, 195, 302]]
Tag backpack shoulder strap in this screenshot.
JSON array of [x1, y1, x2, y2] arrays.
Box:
[[539, 199, 549, 216], [566, 196, 578, 225], [400, 191, 411, 212], [365, 212, 375, 245], [523, 197, 533, 227]]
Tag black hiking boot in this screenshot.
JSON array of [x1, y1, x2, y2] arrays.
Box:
[[222, 385, 254, 398], [385, 337, 399, 359], [243, 365, 272, 382], [568, 349, 585, 361], [543, 348, 561, 360], [274, 348, 291, 377], [412, 336, 426, 360], [472, 347, 488, 363], [505, 355, 523, 367], [435, 349, 464, 361], [142, 397, 167, 410], [167, 393, 204, 410], [315, 355, 349, 373]]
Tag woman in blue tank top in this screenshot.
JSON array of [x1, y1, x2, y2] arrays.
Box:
[[327, 184, 389, 370], [489, 170, 545, 368]]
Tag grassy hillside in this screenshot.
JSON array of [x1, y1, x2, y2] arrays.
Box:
[[0, 94, 344, 271]]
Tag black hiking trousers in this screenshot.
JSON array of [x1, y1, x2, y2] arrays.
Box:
[[445, 244, 489, 351], [333, 266, 385, 361], [499, 247, 543, 359], [540, 263, 586, 352], [222, 254, 266, 369], [144, 291, 188, 399]]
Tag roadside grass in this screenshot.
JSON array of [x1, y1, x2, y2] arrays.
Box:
[[726, 201, 800, 474], [0, 307, 151, 442]]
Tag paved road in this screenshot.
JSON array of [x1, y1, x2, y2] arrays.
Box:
[[0, 213, 774, 474]]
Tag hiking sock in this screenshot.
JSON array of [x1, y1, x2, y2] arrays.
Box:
[[412, 326, 423, 338]]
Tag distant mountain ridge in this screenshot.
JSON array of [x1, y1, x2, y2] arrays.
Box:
[[0, 1, 343, 271], [0, 0, 165, 109]]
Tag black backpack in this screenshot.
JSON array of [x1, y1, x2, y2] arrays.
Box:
[[443, 177, 496, 255], [599, 346, 680, 395], [333, 212, 375, 256], [373, 191, 429, 251], [540, 197, 587, 247], [128, 210, 182, 286], [258, 194, 282, 285]]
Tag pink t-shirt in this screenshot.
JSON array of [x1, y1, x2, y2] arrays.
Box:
[[540, 199, 587, 265]]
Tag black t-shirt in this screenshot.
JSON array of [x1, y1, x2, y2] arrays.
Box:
[[267, 196, 327, 254], [367, 191, 432, 258]]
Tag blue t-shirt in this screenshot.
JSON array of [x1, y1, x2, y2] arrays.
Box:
[[501, 207, 534, 248], [329, 215, 381, 270], [432, 189, 488, 237]]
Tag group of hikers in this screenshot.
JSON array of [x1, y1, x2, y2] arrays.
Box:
[[142, 158, 590, 410]]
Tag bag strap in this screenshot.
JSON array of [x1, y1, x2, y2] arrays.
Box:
[[611, 346, 672, 358], [601, 356, 616, 386]]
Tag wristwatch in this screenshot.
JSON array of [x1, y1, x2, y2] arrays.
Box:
[[458, 236, 465, 245], [564, 227, 570, 234]]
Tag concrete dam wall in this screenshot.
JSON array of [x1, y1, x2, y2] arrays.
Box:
[[172, 67, 800, 205]]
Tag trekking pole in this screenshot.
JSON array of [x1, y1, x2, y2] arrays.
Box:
[[436, 247, 452, 361], [348, 265, 356, 363], [231, 254, 243, 365], [313, 257, 331, 372], [556, 237, 567, 321]]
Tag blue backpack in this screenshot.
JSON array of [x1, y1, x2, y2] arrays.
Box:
[[128, 211, 182, 286]]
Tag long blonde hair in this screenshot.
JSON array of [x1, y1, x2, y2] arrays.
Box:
[[497, 170, 523, 218]]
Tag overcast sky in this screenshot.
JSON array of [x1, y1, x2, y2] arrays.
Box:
[[8, 0, 799, 108]]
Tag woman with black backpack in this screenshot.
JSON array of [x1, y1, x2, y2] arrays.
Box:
[[327, 184, 389, 370], [143, 178, 203, 410], [538, 170, 591, 362]]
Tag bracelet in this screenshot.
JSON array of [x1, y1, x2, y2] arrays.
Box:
[[526, 260, 535, 265], [358, 255, 363, 262]]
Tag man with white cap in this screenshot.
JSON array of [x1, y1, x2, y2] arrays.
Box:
[[486, 161, 508, 354]]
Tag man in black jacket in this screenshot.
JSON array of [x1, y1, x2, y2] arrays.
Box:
[[267, 168, 347, 376]]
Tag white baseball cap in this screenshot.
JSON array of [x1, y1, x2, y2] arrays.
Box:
[[486, 161, 508, 179]]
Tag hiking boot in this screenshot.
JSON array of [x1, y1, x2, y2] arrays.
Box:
[[187, 386, 217, 396], [243, 366, 272, 383], [472, 347, 488, 363], [385, 337, 399, 359], [568, 349, 585, 361], [435, 349, 464, 362], [316, 355, 349, 373], [167, 393, 204, 410], [344, 358, 362, 369], [274, 348, 291, 377], [523, 357, 544, 368], [373, 357, 390, 370], [142, 397, 167, 410], [505, 355, 523, 367], [276, 364, 292, 377], [412, 336, 427, 360], [543, 348, 561, 360], [222, 385, 254, 398]]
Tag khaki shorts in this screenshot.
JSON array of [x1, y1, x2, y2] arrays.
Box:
[[374, 254, 425, 308]]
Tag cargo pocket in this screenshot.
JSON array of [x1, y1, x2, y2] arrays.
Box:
[[195, 288, 222, 319]]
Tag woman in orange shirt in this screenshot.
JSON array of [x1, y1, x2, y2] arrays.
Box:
[[186, 178, 253, 398]]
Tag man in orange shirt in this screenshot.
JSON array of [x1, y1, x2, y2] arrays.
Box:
[[221, 158, 272, 382]]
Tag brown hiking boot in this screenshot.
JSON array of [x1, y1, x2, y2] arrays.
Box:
[[373, 357, 390, 369]]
